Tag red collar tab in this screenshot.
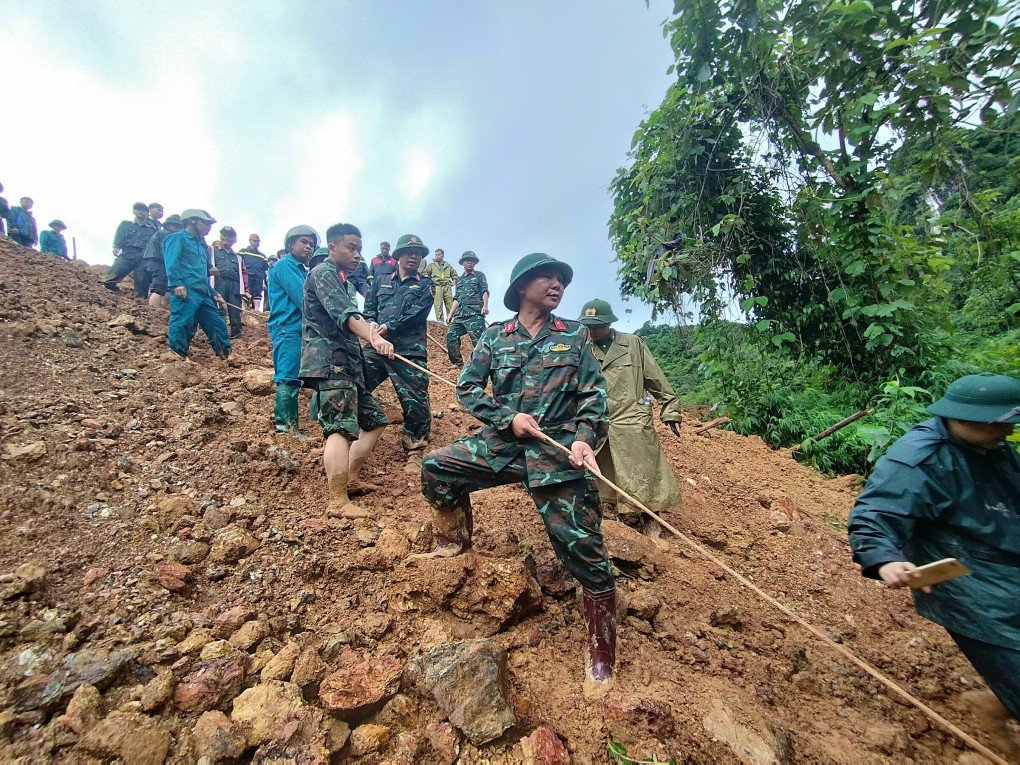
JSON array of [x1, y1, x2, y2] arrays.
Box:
[[504, 320, 517, 333], [552, 318, 566, 331], [339, 269, 347, 283]]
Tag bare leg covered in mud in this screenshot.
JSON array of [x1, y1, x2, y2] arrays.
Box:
[[324, 426, 385, 518]]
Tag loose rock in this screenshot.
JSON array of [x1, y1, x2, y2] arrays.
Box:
[[350, 723, 391, 756], [318, 649, 403, 719], [193, 710, 247, 761], [231, 680, 306, 746], [521, 724, 571, 764], [79, 710, 171, 765], [64, 683, 104, 735], [209, 525, 260, 564]]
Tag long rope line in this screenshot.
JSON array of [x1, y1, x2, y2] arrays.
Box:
[[390, 351, 1009, 765]]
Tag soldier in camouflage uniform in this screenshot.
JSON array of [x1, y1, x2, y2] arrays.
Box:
[[363, 233, 435, 451], [419, 252, 619, 684], [445, 251, 489, 365], [301, 223, 394, 518]]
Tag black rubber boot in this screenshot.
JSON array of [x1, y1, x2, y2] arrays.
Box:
[[583, 587, 617, 683]]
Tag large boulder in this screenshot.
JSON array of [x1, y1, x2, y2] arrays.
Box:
[[231, 680, 306, 746], [449, 558, 543, 633], [318, 649, 402, 719], [405, 639, 515, 745], [174, 654, 247, 712]]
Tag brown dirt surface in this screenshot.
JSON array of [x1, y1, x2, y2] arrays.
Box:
[[0, 238, 1009, 763]]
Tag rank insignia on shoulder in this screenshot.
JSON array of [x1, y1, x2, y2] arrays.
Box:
[[552, 319, 567, 331], [339, 270, 347, 283], [549, 343, 571, 352], [504, 320, 517, 333]]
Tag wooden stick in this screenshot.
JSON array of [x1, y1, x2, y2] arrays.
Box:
[[791, 408, 872, 453], [391, 353, 1009, 765], [693, 416, 729, 435], [426, 332, 447, 353]]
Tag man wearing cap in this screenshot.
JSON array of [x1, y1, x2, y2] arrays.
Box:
[[421, 248, 457, 322], [104, 202, 158, 295], [419, 252, 618, 685], [368, 241, 396, 283], [363, 234, 436, 451], [163, 209, 231, 359], [849, 373, 1020, 728], [239, 234, 270, 312], [301, 223, 394, 517], [579, 299, 683, 526], [213, 227, 249, 339], [137, 214, 184, 308], [445, 251, 489, 366], [268, 225, 318, 436], [39, 220, 69, 259]]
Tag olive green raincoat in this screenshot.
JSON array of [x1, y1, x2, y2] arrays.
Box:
[[592, 331, 683, 510]]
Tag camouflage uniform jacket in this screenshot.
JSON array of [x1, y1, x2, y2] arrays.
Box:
[[364, 271, 434, 357], [300, 260, 365, 386], [454, 271, 489, 314], [458, 314, 608, 487]]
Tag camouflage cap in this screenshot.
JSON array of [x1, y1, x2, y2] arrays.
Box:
[[578, 299, 618, 326], [392, 233, 429, 258], [459, 251, 479, 264], [503, 253, 573, 311], [927, 373, 1020, 424]]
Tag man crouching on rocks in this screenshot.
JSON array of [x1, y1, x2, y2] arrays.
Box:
[[300, 223, 394, 518], [418, 253, 618, 684]]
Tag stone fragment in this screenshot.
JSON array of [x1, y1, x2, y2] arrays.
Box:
[[193, 710, 247, 761], [79, 711, 171, 765], [174, 654, 247, 712], [702, 698, 792, 764], [627, 590, 662, 621], [243, 368, 276, 395], [426, 721, 461, 764], [15, 647, 136, 712], [373, 528, 411, 566], [325, 719, 351, 753], [864, 722, 909, 754], [449, 558, 543, 633], [521, 724, 571, 764], [711, 604, 744, 629], [318, 649, 402, 719], [261, 642, 301, 681], [64, 683, 104, 735], [83, 566, 110, 587], [2, 441, 46, 463], [139, 668, 174, 712], [210, 525, 260, 564], [155, 495, 200, 531], [291, 647, 327, 687], [213, 606, 256, 638], [601, 519, 663, 572], [178, 628, 214, 655], [607, 693, 676, 739], [201, 640, 248, 662], [170, 540, 210, 565], [405, 639, 515, 745], [42, 715, 78, 754], [350, 723, 391, 756], [231, 680, 306, 746], [2, 561, 47, 599], [153, 560, 193, 592], [229, 620, 269, 651]]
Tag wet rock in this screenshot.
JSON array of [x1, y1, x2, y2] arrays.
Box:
[[229, 620, 269, 651], [350, 723, 391, 756], [174, 654, 247, 712], [79, 710, 171, 765], [231, 680, 305, 746], [2, 560, 47, 599], [406, 639, 515, 745], [178, 627, 214, 655], [210, 525, 260, 564], [170, 540, 210, 565], [627, 590, 662, 621], [602, 519, 663, 577], [14, 647, 136, 712], [291, 646, 327, 687], [261, 641, 301, 681], [64, 683, 104, 735], [243, 368, 276, 396], [139, 667, 174, 712], [193, 710, 247, 761], [213, 605, 256, 638], [426, 720, 461, 764], [521, 724, 571, 764], [152, 560, 193, 592], [702, 698, 792, 764], [449, 557, 543, 633], [318, 649, 403, 719], [2, 441, 46, 463]]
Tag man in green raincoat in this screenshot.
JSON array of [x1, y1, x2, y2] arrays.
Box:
[[578, 299, 683, 524], [849, 373, 1020, 738]]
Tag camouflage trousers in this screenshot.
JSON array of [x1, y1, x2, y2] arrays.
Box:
[[362, 347, 431, 442], [421, 438, 615, 592], [446, 312, 486, 365]]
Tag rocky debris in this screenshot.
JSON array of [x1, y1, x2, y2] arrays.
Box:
[[627, 589, 662, 621], [711, 604, 745, 629], [229, 620, 269, 651], [213, 605, 256, 638], [169, 539, 210, 564], [1, 561, 47, 599], [291, 646, 327, 687], [42, 715, 78, 755], [449, 557, 544, 633], [521, 724, 571, 764], [63, 683, 104, 735], [701, 697, 792, 764], [606, 693, 676, 739], [174, 653, 247, 712], [2, 441, 47, 463], [78, 710, 171, 765], [154, 494, 200, 531], [139, 667, 174, 712], [406, 639, 516, 745], [231, 680, 305, 747], [193, 710, 247, 761], [863, 722, 909, 755], [426, 720, 462, 764], [243, 367, 276, 395], [12, 647, 136, 712], [261, 641, 301, 681], [601, 519, 663, 576], [318, 649, 403, 719], [178, 627, 214, 655], [209, 524, 260, 564], [350, 723, 391, 756], [151, 560, 193, 592]]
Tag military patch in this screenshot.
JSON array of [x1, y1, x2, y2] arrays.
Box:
[[549, 343, 571, 352], [504, 320, 517, 333], [552, 319, 567, 331], [410, 236, 419, 243], [585, 307, 597, 317]]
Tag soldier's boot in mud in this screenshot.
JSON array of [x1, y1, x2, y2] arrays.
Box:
[[407, 497, 473, 563], [582, 587, 617, 685], [401, 432, 429, 451], [325, 471, 370, 519], [274, 385, 306, 439], [347, 455, 384, 497]]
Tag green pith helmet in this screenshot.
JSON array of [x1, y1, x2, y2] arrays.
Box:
[[308, 246, 329, 268], [503, 253, 573, 311], [163, 214, 184, 229], [392, 233, 429, 258], [180, 209, 216, 224], [927, 373, 1020, 424], [284, 225, 320, 251], [459, 251, 479, 264], [578, 299, 618, 326], [49, 220, 66, 230]]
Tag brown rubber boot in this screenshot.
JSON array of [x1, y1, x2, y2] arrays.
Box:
[[347, 456, 384, 497], [325, 472, 369, 519], [407, 498, 472, 563], [582, 588, 617, 684]]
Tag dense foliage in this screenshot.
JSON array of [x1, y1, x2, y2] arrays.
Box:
[[612, 0, 1018, 472]]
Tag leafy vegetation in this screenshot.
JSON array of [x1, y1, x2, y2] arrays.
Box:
[[611, 0, 1019, 472]]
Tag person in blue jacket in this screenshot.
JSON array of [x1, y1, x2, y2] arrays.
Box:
[[39, 220, 69, 259], [267, 225, 318, 436], [163, 209, 230, 359], [849, 373, 1020, 732]]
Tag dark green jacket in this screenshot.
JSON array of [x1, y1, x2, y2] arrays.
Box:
[[849, 417, 1020, 648], [454, 271, 489, 314], [300, 261, 365, 385], [364, 271, 434, 357], [457, 314, 608, 487]]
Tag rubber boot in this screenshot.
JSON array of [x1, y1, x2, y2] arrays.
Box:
[[408, 497, 472, 562], [582, 588, 617, 683], [276, 385, 306, 438], [273, 386, 292, 434], [325, 472, 369, 519]]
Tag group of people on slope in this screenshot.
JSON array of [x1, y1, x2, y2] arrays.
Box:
[[0, 184, 69, 259]]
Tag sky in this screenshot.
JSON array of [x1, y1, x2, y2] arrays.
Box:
[[0, 1, 676, 331]]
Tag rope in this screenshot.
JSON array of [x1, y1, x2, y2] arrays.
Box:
[[390, 351, 1010, 765]]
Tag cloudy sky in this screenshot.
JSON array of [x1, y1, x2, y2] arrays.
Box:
[[0, 1, 674, 330]]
